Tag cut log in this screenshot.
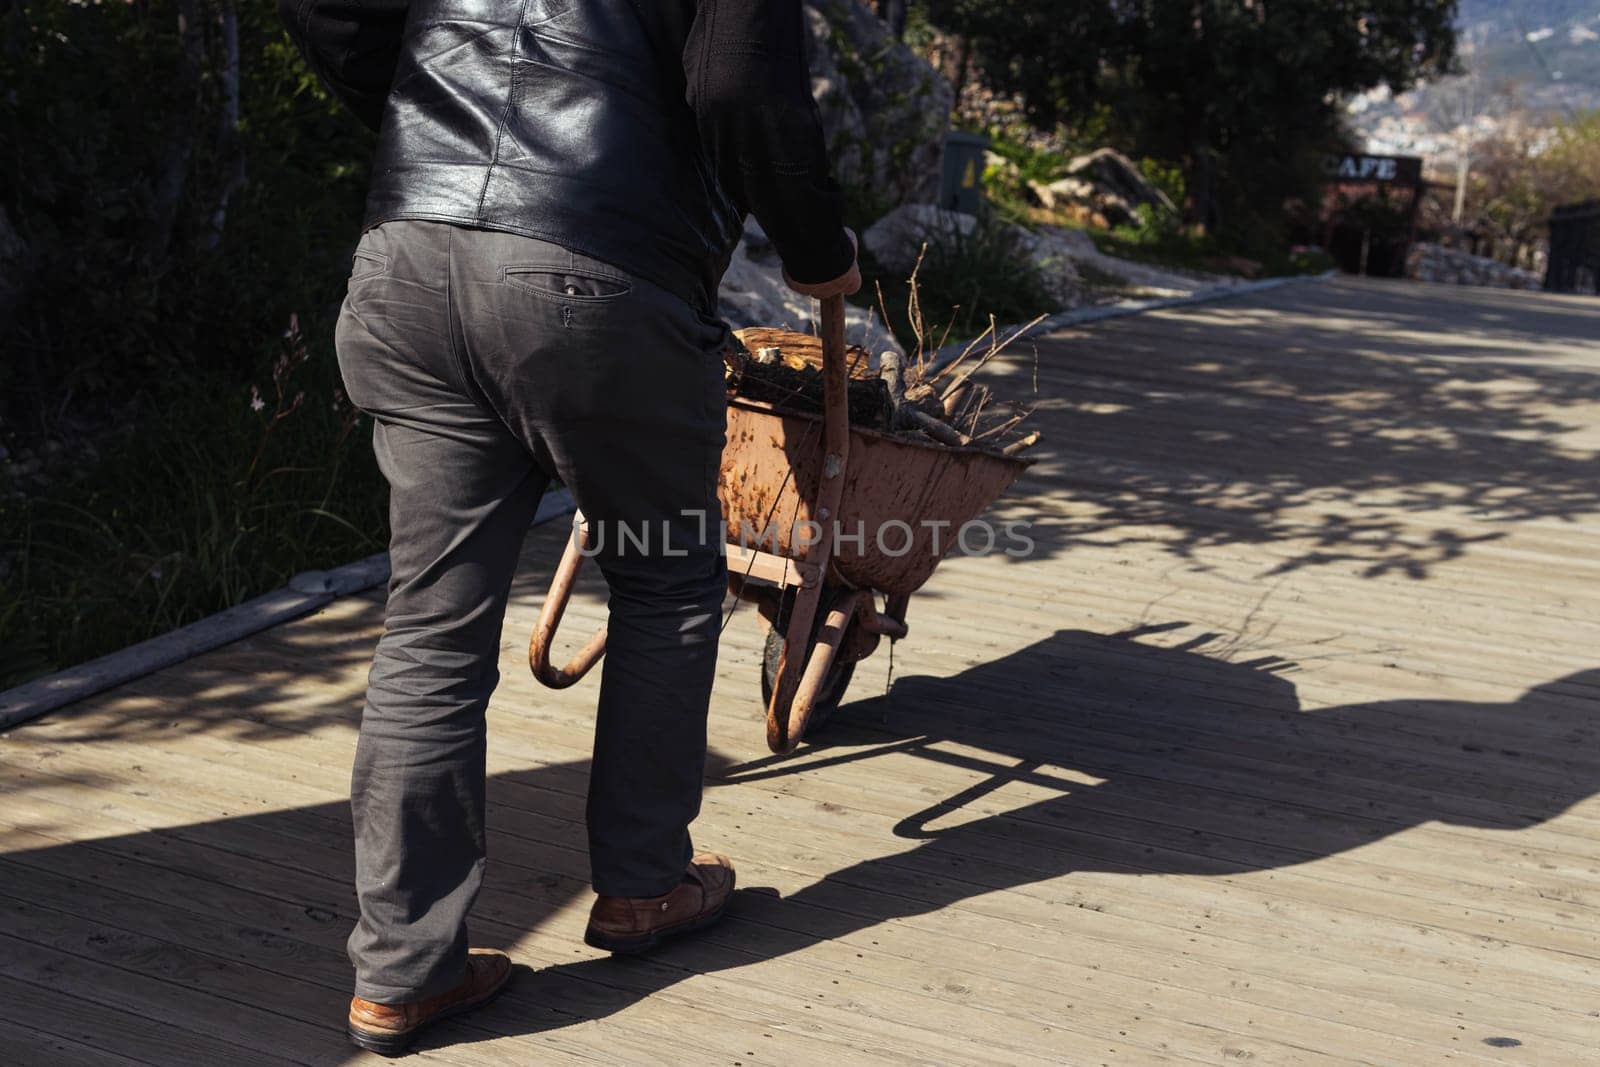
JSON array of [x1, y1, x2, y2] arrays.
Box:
[[733, 328, 876, 380], [1001, 431, 1041, 456], [880, 350, 906, 410], [731, 359, 893, 430], [902, 407, 970, 447]]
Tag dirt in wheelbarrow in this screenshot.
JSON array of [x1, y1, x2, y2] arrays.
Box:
[[725, 325, 1042, 458]]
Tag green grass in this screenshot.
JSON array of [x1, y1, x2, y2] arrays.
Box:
[[1090, 205, 1336, 279], [1073, 261, 1142, 296], [1088, 214, 1221, 274], [984, 135, 1074, 185], [0, 316, 389, 689]]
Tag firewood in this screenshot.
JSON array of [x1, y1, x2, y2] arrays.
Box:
[[731, 358, 893, 429], [902, 382, 946, 421], [902, 407, 970, 447], [1001, 431, 1041, 456], [733, 328, 876, 380], [969, 409, 1032, 444], [928, 317, 996, 388], [880, 350, 905, 410], [935, 313, 1048, 403], [727, 287, 1041, 458]]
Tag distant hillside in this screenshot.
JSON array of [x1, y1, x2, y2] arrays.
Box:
[[1457, 0, 1600, 107], [1347, 1, 1600, 162]]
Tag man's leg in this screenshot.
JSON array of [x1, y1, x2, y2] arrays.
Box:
[[450, 231, 730, 900], [335, 221, 547, 1003]]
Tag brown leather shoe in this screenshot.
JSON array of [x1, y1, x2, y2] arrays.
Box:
[[347, 948, 513, 1057], [584, 852, 736, 955]]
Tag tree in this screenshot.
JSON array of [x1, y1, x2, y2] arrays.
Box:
[[1416, 109, 1600, 271], [919, 0, 1119, 131], [1538, 109, 1600, 208], [0, 0, 373, 435], [1426, 74, 1507, 226], [918, 0, 1458, 250], [1460, 117, 1552, 269], [1120, 1, 1457, 243]]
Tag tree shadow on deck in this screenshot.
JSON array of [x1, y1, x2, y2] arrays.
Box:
[[988, 279, 1600, 578], [7, 625, 1594, 1061], [486, 627, 1600, 1053]]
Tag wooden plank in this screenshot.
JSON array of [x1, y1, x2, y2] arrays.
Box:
[[6, 742, 1593, 1062], [0, 798, 1199, 1064], [6, 277, 1600, 1064], [0, 1015, 151, 1067], [0, 554, 390, 730], [0, 973, 298, 1067], [12, 668, 1600, 991], [727, 542, 818, 588], [15, 697, 1599, 971]]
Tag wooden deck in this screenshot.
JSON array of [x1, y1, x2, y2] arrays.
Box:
[[5, 275, 1600, 1065]]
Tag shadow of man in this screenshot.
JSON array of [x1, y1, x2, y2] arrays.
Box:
[[469, 625, 1598, 1052], [6, 624, 1594, 1061]]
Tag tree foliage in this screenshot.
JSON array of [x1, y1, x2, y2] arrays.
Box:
[[922, 0, 1459, 250], [1430, 109, 1600, 270], [1539, 110, 1600, 209], [0, 0, 373, 436]]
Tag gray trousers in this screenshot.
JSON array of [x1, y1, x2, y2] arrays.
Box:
[[335, 220, 729, 1002]]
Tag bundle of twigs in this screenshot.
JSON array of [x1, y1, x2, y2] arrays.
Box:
[[870, 245, 1044, 457], [723, 246, 1044, 458], [876, 314, 1043, 457]]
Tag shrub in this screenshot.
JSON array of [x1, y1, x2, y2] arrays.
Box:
[[0, 316, 388, 688], [861, 211, 1056, 349]]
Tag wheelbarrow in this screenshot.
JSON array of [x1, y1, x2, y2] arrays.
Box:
[[529, 295, 1029, 754]]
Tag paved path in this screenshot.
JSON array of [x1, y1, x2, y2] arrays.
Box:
[[3, 276, 1598, 1064]]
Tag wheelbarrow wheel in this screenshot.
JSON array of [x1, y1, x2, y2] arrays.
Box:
[[760, 587, 857, 739]]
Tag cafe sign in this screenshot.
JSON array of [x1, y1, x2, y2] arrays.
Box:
[[1324, 153, 1422, 186]]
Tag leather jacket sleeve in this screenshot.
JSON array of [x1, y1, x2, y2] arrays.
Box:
[[684, 0, 855, 285], [278, 0, 410, 132]]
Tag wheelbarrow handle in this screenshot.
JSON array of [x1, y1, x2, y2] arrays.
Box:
[[529, 515, 608, 689], [765, 294, 852, 753]]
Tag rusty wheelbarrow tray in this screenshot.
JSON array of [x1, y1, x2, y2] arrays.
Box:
[[530, 295, 1028, 753]]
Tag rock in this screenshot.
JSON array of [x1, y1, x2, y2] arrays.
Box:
[[859, 205, 1249, 313], [861, 204, 978, 274], [719, 218, 902, 358], [1030, 225, 1242, 297], [1030, 148, 1177, 229], [804, 0, 954, 208], [1404, 243, 1542, 290], [984, 150, 1017, 176], [1010, 228, 1084, 306], [1036, 226, 1101, 260], [1066, 148, 1176, 212], [1028, 177, 1091, 211]]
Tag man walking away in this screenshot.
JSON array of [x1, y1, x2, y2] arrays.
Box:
[[281, 0, 861, 1055]]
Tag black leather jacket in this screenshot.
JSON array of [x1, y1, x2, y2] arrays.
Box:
[[282, 0, 852, 312]]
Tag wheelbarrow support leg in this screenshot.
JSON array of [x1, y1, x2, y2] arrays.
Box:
[[788, 589, 864, 728]]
